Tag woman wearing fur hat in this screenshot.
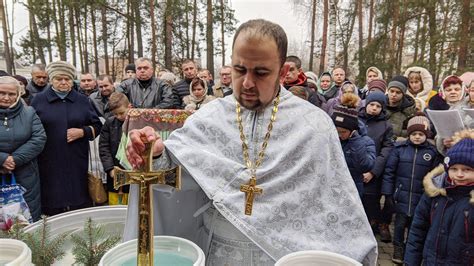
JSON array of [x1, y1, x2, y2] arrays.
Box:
[[31, 61, 102, 216], [404, 129, 473, 266], [0, 76, 46, 222], [332, 93, 376, 197], [404, 66, 437, 105], [183, 77, 216, 111]]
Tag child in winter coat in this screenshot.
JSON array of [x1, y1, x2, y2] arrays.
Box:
[[381, 114, 440, 264], [404, 129, 473, 266], [99, 92, 131, 205], [358, 91, 395, 242], [183, 78, 216, 111], [385, 76, 416, 141], [332, 93, 376, 198]]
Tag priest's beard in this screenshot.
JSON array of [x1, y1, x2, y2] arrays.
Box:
[[236, 82, 280, 111]]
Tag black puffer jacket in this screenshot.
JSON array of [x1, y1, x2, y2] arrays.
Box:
[[359, 109, 394, 194], [98, 116, 129, 193]]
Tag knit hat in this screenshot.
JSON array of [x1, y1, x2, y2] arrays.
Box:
[[125, 63, 136, 72], [332, 93, 360, 131], [444, 138, 474, 170], [46, 61, 77, 80], [367, 79, 387, 93], [388, 75, 408, 94], [366, 91, 387, 108], [407, 114, 431, 137]]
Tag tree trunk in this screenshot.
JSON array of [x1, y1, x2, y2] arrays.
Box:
[[52, 0, 61, 60], [0, 0, 12, 73], [185, 0, 190, 59], [389, 0, 399, 77], [127, 0, 135, 63], [75, 5, 84, 71], [28, 17, 36, 63], [206, 0, 214, 77], [134, 0, 143, 58], [164, 0, 173, 69], [91, 8, 100, 76], [413, 11, 421, 64], [57, 0, 67, 60], [419, 13, 427, 62], [328, 0, 337, 69], [220, 0, 225, 66], [150, 0, 157, 70], [427, 1, 437, 77], [309, 0, 316, 71], [27, 0, 45, 64], [101, 6, 109, 75], [357, 0, 363, 79], [319, 0, 329, 73], [435, 2, 449, 86], [83, 5, 89, 73], [368, 0, 374, 43], [396, 0, 407, 73], [457, 0, 470, 72], [45, 11, 53, 62], [191, 0, 197, 60], [68, 3, 77, 67], [342, 3, 357, 71]]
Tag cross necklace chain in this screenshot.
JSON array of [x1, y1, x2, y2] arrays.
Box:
[[236, 94, 280, 215]]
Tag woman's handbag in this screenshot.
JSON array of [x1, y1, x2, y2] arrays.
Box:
[[0, 173, 33, 230], [87, 126, 107, 204]]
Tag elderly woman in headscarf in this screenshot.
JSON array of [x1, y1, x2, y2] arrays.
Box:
[[31, 61, 102, 216], [183, 77, 216, 111], [0, 76, 46, 221]]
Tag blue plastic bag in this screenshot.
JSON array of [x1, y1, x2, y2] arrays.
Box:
[[0, 173, 33, 230]]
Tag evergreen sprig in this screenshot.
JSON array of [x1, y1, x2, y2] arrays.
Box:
[[70, 217, 121, 265], [21, 216, 68, 266]]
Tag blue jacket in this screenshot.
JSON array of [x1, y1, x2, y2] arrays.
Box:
[[340, 131, 376, 197], [382, 140, 440, 216], [0, 101, 46, 221], [404, 165, 473, 265], [359, 109, 394, 195], [31, 88, 102, 209]]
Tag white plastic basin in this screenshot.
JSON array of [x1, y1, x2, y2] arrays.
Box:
[[23, 206, 128, 265], [275, 250, 362, 266], [100, 235, 205, 266], [0, 238, 32, 266]]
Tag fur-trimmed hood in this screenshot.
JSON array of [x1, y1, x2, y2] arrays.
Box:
[[404, 66, 433, 102], [423, 164, 474, 204]]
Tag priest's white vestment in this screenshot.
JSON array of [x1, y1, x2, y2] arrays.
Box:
[[123, 88, 378, 265]]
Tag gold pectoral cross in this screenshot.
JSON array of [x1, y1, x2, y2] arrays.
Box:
[[114, 141, 181, 266], [240, 176, 263, 216]]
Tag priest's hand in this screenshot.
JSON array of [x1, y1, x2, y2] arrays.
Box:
[[127, 126, 165, 168]]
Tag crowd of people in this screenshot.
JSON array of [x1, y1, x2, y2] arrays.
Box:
[[0, 19, 472, 265]]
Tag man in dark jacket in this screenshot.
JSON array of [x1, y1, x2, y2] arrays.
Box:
[[173, 59, 198, 108], [26, 64, 50, 102], [283, 56, 326, 108], [117, 58, 177, 109], [78, 72, 98, 96], [90, 74, 115, 118]]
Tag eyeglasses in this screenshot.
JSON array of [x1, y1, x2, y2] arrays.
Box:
[[220, 73, 231, 76]]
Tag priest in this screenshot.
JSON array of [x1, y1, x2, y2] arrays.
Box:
[[124, 19, 377, 265]]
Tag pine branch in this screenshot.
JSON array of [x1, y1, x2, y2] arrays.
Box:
[[71, 217, 120, 265]]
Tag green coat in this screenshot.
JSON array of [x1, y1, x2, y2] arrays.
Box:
[[386, 95, 416, 139]]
